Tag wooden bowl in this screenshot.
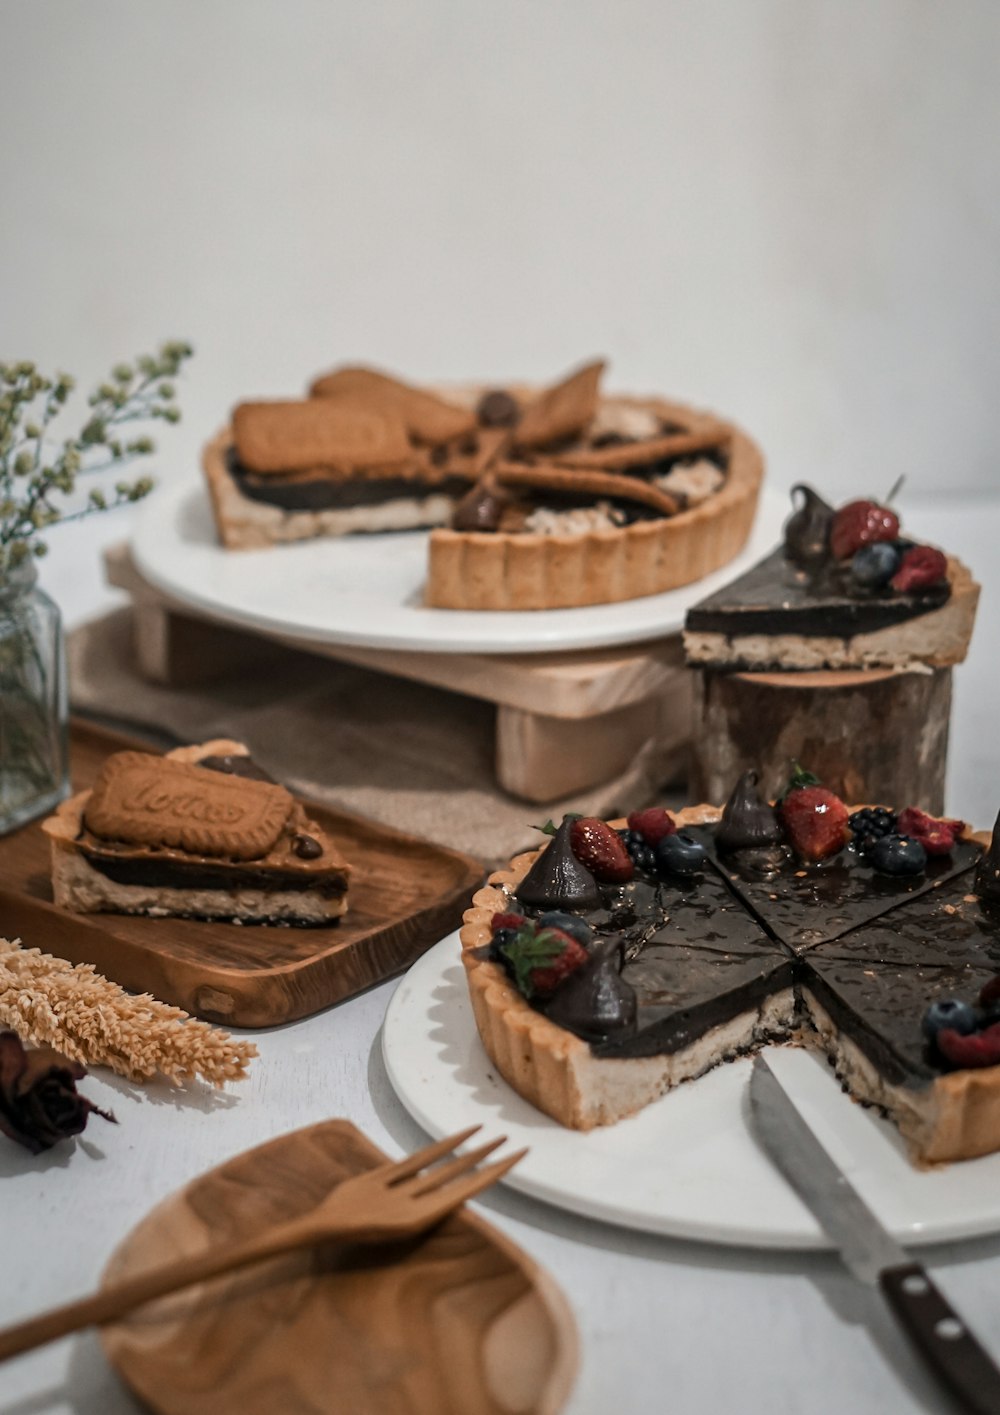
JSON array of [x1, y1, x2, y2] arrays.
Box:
[[100, 1120, 578, 1415]]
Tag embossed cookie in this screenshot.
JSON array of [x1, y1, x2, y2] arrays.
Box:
[[83, 753, 293, 860], [232, 400, 411, 475], [309, 366, 477, 445], [46, 743, 351, 926]]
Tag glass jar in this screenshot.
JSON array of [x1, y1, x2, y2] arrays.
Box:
[[0, 557, 69, 834]]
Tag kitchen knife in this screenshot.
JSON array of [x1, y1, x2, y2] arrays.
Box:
[[749, 1054, 1000, 1415]]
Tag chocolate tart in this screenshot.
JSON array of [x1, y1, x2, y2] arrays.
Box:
[[426, 395, 764, 611], [43, 740, 351, 925], [460, 807, 1000, 1164]]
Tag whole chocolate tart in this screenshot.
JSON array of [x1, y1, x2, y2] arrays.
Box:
[[460, 792, 1000, 1164], [43, 739, 350, 925], [204, 360, 764, 612]]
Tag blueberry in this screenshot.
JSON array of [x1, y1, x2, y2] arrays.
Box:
[[869, 833, 927, 876], [536, 911, 594, 946], [489, 927, 518, 962], [851, 541, 902, 589], [655, 832, 706, 876], [922, 998, 979, 1042]]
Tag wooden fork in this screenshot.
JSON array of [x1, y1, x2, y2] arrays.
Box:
[[0, 1125, 524, 1364]]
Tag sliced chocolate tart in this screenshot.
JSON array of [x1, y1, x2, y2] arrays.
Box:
[[43, 739, 350, 925], [460, 776, 1000, 1164], [683, 484, 979, 671], [204, 360, 764, 611]]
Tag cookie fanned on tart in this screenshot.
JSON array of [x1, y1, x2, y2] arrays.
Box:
[[460, 771, 1000, 1164], [203, 358, 764, 610], [683, 483, 980, 672], [43, 740, 350, 925]]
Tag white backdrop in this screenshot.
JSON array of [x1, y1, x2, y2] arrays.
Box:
[[2, 0, 998, 504]]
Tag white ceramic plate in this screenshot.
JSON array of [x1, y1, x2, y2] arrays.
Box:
[[131, 479, 787, 655], [383, 932, 1000, 1250]]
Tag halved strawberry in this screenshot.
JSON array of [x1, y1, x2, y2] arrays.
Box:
[[778, 765, 850, 862], [627, 807, 677, 846], [830, 500, 899, 559], [937, 1023, 1000, 1070], [502, 924, 589, 999], [569, 817, 634, 882]]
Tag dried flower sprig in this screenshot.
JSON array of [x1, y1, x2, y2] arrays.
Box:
[[0, 937, 256, 1086], [0, 340, 193, 576]]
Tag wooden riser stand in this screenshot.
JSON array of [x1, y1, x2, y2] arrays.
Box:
[[104, 545, 692, 804]]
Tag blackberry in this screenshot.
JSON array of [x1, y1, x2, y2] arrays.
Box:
[[489, 927, 518, 968], [849, 807, 897, 855], [617, 828, 656, 875]]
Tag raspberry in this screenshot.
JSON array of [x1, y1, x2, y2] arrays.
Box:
[[569, 817, 634, 883], [490, 911, 526, 933], [937, 1023, 1000, 1070], [895, 806, 964, 857], [830, 500, 900, 560], [891, 545, 948, 593], [626, 807, 677, 846]]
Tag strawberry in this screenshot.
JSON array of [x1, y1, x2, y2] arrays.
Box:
[[778, 764, 850, 862], [627, 807, 677, 846], [830, 500, 900, 560], [891, 545, 948, 593], [569, 817, 634, 882], [490, 911, 526, 933], [895, 806, 965, 857], [502, 923, 588, 999], [937, 1023, 1000, 1070]]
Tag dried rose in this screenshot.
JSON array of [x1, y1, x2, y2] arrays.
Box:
[[0, 1031, 115, 1154]]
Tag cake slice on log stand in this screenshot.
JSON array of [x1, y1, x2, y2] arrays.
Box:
[[682, 485, 980, 809]]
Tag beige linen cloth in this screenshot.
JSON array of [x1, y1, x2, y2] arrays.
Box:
[[69, 610, 679, 867]]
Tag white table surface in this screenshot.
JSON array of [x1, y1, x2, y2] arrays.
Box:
[[6, 489, 1000, 1415]]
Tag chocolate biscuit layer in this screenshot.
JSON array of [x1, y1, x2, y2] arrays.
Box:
[[228, 449, 472, 513]]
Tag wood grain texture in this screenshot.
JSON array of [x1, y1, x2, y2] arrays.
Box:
[[689, 667, 951, 812], [100, 1120, 578, 1415], [0, 721, 484, 1028], [105, 543, 688, 718]]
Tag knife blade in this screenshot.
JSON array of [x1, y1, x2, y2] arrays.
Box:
[[749, 1054, 1000, 1415]]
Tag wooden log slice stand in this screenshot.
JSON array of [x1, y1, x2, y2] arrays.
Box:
[[689, 667, 952, 813]]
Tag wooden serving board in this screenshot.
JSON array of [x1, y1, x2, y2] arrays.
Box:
[[0, 721, 484, 1028], [100, 1120, 578, 1415]]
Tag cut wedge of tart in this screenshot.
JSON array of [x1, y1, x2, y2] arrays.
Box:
[[459, 774, 1000, 1164], [683, 484, 979, 671], [43, 739, 350, 925]]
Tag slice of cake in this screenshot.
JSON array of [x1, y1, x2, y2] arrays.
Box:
[[459, 770, 1000, 1165], [44, 740, 350, 925], [683, 484, 979, 671]]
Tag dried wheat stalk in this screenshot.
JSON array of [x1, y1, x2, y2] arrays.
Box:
[[0, 937, 256, 1084]]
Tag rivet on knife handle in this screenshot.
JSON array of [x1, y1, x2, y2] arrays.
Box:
[[879, 1262, 1000, 1415]]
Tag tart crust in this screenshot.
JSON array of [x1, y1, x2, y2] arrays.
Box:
[[426, 397, 764, 610], [459, 807, 998, 1163]]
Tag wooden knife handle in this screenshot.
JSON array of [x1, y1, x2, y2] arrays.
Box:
[[880, 1262, 1000, 1415]]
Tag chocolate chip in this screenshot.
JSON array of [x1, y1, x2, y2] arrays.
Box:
[[477, 389, 520, 428], [293, 834, 323, 860]]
